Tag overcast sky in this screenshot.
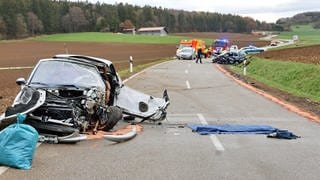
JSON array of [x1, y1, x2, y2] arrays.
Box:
[[89, 0, 320, 23]]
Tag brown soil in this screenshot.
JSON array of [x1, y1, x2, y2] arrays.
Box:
[[0, 40, 175, 113], [0, 40, 175, 68], [256, 45, 320, 64], [223, 65, 320, 118], [174, 32, 269, 48]]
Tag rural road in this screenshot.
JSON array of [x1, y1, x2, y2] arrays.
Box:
[[260, 35, 295, 50], [1, 58, 320, 180]]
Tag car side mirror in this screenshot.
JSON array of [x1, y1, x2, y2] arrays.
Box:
[[16, 77, 26, 86]]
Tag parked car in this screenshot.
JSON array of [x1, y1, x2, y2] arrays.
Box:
[[212, 51, 247, 64], [240, 45, 265, 54], [176, 47, 196, 60], [0, 54, 170, 143]]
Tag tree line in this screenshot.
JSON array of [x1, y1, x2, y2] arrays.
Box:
[[276, 12, 320, 30], [0, 0, 278, 40]]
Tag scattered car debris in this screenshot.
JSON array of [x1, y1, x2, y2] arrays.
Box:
[[104, 125, 137, 143], [267, 130, 300, 139]]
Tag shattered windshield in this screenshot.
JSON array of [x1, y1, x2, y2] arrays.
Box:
[[29, 60, 105, 89]]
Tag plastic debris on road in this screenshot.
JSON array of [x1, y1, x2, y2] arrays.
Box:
[[0, 114, 39, 170]]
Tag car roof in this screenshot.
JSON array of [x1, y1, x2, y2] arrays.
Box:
[[53, 54, 113, 67]]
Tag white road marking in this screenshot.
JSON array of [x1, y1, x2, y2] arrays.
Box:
[[197, 113, 225, 151], [0, 66, 33, 70], [185, 69, 189, 74], [186, 80, 191, 89]]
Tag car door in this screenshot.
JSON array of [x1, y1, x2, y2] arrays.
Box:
[[114, 86, 169, 121]]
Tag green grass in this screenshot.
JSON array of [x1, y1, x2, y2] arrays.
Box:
[[33, 32, 214, 46], [278, 25, 320, 45], [230, 57, 320, 102], [34, 32, 208, 45]]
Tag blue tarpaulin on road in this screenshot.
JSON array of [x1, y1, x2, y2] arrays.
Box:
[[188, 124, 277, 135]]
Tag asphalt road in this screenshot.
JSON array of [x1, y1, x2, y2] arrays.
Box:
[[2, 58, 320, 180]]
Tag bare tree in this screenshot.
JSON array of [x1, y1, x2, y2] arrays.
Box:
[[119, 19, 134, 30], [69, 6, 88, 32], [61, 14, 72, 32], [16, 14, 28, 38], [0, 17, 7, 40], [224, 21, 235, 32], [27, 12, 43, 36], [244, 17, 257, 33]]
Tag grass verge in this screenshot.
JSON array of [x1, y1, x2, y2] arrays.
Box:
[[118, 58, 171, 80], [230, 57, 320, 102]]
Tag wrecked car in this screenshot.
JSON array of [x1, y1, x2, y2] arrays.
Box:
[[212, 51, 247, 64], [0, 54, 169, 143]]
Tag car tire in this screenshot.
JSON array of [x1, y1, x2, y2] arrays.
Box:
[[101, 106, 123, 131]]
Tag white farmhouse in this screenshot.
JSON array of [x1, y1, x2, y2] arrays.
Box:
[[137, 27, 168, 36]]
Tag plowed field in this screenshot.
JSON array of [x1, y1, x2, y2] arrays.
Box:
[[256, 45, 320, 64]]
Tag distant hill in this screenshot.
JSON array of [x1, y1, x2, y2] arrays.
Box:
[[276, 12, 320, 29]]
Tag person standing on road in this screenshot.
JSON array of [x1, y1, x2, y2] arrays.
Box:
[[196, 48, 202, 64]]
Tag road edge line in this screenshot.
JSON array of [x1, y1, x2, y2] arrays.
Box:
[[215, 64, 320, 123]]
